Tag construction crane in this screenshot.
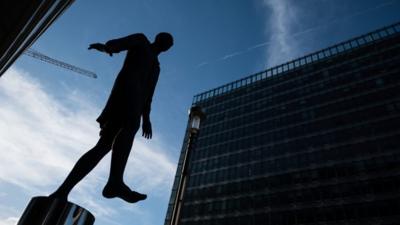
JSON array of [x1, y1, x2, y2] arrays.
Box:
[[23, 48, 97, 78]]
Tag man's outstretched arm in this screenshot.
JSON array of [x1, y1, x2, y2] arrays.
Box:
[[88, 33, 147, 56], [88, 43, 113, 56]]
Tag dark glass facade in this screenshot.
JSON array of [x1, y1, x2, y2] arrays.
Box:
[[165, 22, 400, 225]]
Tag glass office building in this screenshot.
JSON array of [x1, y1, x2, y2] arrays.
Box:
[[165, 22, 400, 225]]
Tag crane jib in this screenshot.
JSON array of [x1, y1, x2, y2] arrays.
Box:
[[23, 49, 97, 78]]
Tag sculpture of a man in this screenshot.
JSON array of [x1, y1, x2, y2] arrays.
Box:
[[49, 32, 173, 203]]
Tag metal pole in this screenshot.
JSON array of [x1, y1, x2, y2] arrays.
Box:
[[170, 131, 197, 225], [169, 105, 204, 225]]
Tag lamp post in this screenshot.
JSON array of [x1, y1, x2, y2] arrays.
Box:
[[170, 105, 205, 225], [17, 197, 94, 225]]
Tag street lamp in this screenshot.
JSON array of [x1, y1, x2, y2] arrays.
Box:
[[189, 105, 205, 133], [170, 105, 205, 225]]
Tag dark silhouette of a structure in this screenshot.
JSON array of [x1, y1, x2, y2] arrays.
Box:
[[49, 32, 174, 204], [0, 0, 75, 77], [18, 197, 95, 225]]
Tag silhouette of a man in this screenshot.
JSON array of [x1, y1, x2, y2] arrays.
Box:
[[49, 32, 173, 203]]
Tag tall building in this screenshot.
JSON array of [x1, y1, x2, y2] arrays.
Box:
[[0, 0, 75, 76], [165, 22, 400, 225]]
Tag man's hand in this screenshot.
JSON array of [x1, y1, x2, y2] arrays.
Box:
[[142, 119, 152, 139], [88, 43, 113, 56]]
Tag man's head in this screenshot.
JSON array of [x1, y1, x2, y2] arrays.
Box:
[[154, 32, 174, 52]]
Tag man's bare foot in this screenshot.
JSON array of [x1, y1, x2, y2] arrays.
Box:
[[102, 183, 147, 203]]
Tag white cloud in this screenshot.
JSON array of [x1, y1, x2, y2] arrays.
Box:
[[193, 0, 302, 69], [0, 217, 18, 225], [0, 205, 19, 225], [125, 138, 176, 193], [0, 67, 176, 222], [262, 0, 302, 67], [196, 61, 209, 68], [0, 68, 98, 192], [220, 51, 246, 60]]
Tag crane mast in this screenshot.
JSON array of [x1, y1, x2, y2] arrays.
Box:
[[23, 49, 97, 78]]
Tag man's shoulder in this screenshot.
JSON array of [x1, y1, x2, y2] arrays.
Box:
[[130, 33, 150, 45]]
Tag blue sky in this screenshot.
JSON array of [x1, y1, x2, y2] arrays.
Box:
[[1, 0, 400, 225]]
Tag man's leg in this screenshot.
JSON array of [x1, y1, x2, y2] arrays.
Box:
[[107, 126, 137, 185], [49, 132, 115, 200], [102, 122, 147, 203]]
